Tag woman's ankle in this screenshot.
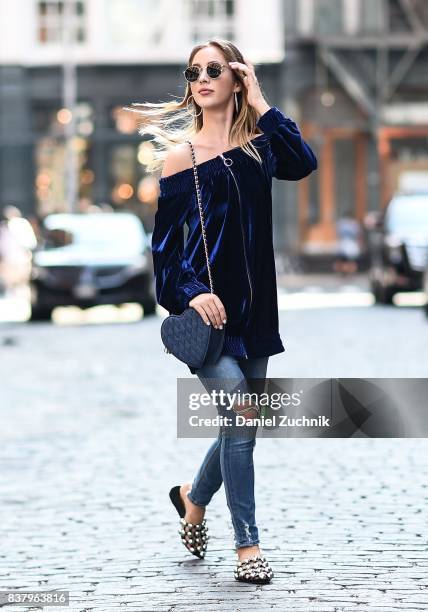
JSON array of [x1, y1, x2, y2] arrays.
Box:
[[180, 483, 205, 523], [237, 544, 261, 560]]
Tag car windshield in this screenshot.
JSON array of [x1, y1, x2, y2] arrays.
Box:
[[42, 214, 146, 251], [385, 196, 428, 233]]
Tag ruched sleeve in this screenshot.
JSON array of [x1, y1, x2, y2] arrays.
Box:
[[256, 106, 318, 180], [151, 187, 210, 315]]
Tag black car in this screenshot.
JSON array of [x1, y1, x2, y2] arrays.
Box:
[[367, 192, 428, 304], [423, 259, 428, 318], [29, 212, 156, 321]]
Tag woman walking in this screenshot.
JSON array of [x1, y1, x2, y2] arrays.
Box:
[[126, 38, 317, 584]]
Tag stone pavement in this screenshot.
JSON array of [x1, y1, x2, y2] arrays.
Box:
[[1, 295, 428, 611]]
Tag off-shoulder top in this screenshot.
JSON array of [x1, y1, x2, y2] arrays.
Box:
[[152, 106, 318, 374]]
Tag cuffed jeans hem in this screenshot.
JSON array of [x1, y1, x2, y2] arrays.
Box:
[[235, 539, 260, 549], [186, 491, 208, 508]]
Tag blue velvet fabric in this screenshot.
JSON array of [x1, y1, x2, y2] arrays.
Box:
[[152, 106, 318, 374]]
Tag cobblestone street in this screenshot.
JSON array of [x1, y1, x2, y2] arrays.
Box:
[[1, 286, 428, 611]]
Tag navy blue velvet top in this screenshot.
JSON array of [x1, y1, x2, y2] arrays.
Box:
[[152, 106, 318, 374]]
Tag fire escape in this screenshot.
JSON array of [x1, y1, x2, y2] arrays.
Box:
[[290, 0, 428, 233], [313, 0, 428, 135]]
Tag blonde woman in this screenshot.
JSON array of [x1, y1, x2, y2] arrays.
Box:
[[124, 38, 317, 584]]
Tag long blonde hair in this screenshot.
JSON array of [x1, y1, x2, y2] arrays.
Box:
[[122, 37, 267, 174]]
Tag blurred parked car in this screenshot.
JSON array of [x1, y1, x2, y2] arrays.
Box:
[[29, 212, 156, 321], [0, 207, 37, 294], [423, 261, 428, 318], [366, 193, 428, 304]]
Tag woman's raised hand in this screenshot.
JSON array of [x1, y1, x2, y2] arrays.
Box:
[[189, 293, 227, 329]]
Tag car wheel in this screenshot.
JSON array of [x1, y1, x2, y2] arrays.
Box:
[[140, 297, 157, 316], [371, 280, 395, 305], [29, 305, 54, 321]]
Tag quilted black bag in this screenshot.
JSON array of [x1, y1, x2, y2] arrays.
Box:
[[160, 140, 226, 370]]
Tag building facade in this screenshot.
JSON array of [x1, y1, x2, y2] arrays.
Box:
[[0, 0, 284, 237], [1, 0, 427, 259], [282, 0, 428, 256]]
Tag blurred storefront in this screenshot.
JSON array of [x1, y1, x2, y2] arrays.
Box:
[[31, 93, 160, 228]]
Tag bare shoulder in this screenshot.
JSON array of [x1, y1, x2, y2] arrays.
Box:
[[160, 143, 192, 178]]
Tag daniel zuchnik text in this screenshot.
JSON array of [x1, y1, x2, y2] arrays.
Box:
[[189, 415, 331, 428]]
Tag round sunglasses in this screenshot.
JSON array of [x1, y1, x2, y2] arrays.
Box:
[[183, 61, 229, 83]]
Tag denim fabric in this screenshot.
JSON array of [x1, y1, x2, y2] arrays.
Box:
[[186, 354, 269, 549], [152, 106, 318, 375]]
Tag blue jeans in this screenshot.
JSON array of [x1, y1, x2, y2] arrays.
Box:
[[187, 354, 269, 549]]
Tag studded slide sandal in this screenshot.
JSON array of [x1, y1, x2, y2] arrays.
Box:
[[169, 485, 209, 559], [234, 554, 274, 584]]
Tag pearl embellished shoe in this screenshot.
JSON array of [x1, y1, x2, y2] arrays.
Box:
[[178, 516, 209, 559], [234, 554, 274, 584], [169, 485, 209, 559]]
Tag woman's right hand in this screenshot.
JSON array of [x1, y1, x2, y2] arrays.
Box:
[[189, 293, 227, 329]]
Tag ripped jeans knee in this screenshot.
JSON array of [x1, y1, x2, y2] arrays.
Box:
[[232, 397, 261, 420]]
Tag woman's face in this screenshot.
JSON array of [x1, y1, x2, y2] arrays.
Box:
[[189, 46, 239, 109]]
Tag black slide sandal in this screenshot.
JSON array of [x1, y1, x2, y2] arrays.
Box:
[[169, 485, 186, 518], [169, 485, 209, 559]]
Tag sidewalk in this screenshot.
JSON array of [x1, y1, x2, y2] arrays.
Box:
[[276, 272, 369, 292], [1, 311, 428, 610]]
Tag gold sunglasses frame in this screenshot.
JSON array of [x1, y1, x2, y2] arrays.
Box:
[[183, 62, 229, 82]]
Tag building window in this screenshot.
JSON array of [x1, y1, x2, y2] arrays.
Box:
[[186, 0, 235, 41], [37, 1, 87, 44], [32, 101, 93, 137], [314, 0, 343, 35], [359, 0, 386, 33], [284, 0, 298, 35], [187, 0, 234, 17]]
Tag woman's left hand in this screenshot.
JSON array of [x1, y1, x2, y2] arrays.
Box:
[[228, 58, 270, 114]]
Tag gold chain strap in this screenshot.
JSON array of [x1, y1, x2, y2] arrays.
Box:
[[186, 140, 214, 295]]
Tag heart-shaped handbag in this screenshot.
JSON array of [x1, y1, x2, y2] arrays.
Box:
[[160, 140, 225, 369]]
